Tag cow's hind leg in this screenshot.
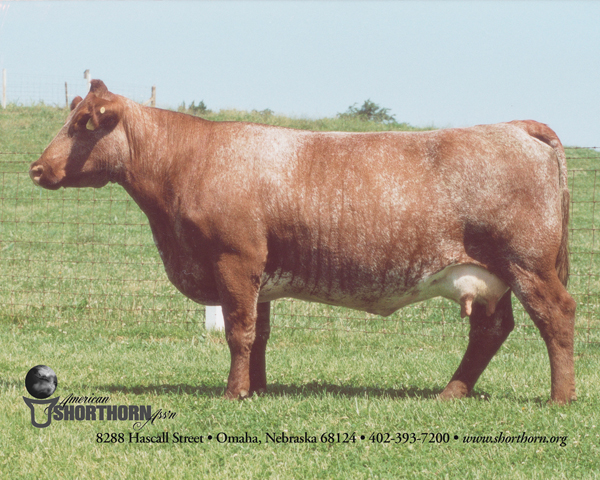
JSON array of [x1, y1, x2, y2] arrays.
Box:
[[249, 302, 271, 395], [511, 270, 576, 404], [439, 290, 514, 400]]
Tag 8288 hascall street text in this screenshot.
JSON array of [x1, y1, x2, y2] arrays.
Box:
[[95, 432, 358, 444], [97, 432, 205, 444]]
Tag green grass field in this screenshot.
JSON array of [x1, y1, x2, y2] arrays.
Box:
[[1, 105, 599, 479]]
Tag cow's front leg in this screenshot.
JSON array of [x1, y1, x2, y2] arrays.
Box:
[[214, 253, 264, 400], [249, 302, 271, 395], [439, 290, 514, 400]]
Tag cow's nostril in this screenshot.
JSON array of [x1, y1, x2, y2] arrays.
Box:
[[29, 165, 44, 183]]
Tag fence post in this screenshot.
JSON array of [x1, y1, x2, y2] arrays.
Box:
[[142, 86, 157, 107], [205, 306, 225, 331], [84, 69, 91, 91], [2, 69, 6, 109], [65, 82, 69, 109]]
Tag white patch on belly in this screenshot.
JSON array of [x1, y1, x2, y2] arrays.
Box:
[[259, 271, 295, 301], [388, 264, 510, 318], [259, 264, 509, 319]]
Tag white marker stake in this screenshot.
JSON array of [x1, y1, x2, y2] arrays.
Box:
[[205, 306, 225, 331]]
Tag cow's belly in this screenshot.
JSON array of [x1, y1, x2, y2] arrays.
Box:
[[259, 264, 509, 317]]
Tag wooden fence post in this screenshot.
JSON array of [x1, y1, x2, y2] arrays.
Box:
[[65, 82, 69, 109], [142, 86, 157, 107]]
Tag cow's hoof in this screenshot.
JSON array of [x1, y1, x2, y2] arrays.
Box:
[[547, 395, 577, 406], [238, 389, 250, 399], [438, 381, 469, 400], [224, 389, 250, 400], [251, 387, 267, 396]]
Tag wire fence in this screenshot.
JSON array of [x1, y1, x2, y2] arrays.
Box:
[[0, 146, 599, 345], [1, 70, 155, 108]]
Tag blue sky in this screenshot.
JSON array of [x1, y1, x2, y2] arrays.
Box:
[[1, 1, 599, 147]]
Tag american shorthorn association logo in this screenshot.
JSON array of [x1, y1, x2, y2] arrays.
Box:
[[23, 365, 175, 429], [23, 365, 60, 428]]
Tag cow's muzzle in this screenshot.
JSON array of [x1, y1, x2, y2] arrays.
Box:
[[29, 162, 61, 190]]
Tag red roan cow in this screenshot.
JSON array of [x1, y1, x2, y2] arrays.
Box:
[[30, 80, 576, 404]]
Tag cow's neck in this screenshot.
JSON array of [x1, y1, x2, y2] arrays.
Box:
[[118, 103, 211, 225]]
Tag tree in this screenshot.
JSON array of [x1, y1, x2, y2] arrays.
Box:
[[337, 99, 397, 124], [178, 100, 211, 115]]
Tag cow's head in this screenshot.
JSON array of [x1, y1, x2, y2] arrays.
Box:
[[29, 80, 128, 190]]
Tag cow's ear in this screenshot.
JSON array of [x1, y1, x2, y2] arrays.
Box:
[[85, 96, 124, 131], [70, 96, 83, 111], [94, 97, 123, 129], [89, 80, 109, 98]]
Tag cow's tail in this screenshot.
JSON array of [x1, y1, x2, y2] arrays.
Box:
[[510, 120, 570, 287], [554, 141, 570, 287]]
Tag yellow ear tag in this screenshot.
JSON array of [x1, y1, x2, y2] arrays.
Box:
[[86, 118, 95, 131], [100, 107, 106, 114]]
